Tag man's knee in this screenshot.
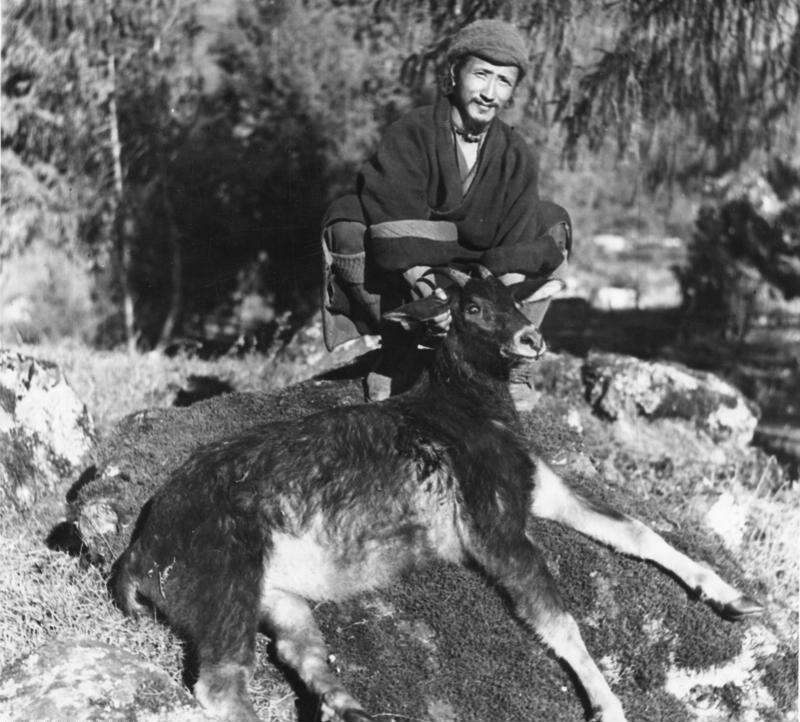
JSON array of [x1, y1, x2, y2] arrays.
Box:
[[327, 220, 366, 257], [538, 200, 572, 259]]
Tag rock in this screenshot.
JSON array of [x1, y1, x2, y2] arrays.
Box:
[[592, 286, 638, 311], [0, 349, 95, 509], [636, 269, 684, 309], [0, 639, 203, 720], [592, 233, 630, 254], [583, 351, 759, 447], [62, 363, 795, 721], [705, 492, 751, 550]]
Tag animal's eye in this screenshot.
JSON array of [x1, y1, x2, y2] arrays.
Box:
[[466, 303, 480, 315]]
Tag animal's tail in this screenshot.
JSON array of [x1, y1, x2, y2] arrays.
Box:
[[110, 544, 149, 618]]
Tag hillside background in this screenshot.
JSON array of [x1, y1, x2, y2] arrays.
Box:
[[3, 0, 799, 465], [1, 2, 799, 718], [2, 0, 797, 346]]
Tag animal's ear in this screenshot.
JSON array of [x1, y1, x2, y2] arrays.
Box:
[[511, 278, 565, 305], [382, 294, 450, 330]]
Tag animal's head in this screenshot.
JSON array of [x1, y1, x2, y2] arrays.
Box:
[[384, 266, 556, 378]]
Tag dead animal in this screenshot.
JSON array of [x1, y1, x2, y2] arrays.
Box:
[[111, 266, 763, 722]]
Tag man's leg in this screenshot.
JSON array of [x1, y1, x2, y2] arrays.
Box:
[[503, 213, 571, 411], [364, 266, 452, 402], [321, 196, 385, 352], [364, 322, 424, 401], [524, 260, 568, 327], [512, 211, 571, 326]]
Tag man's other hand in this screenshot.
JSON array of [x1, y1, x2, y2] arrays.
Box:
[[424, 287, 452, 337]]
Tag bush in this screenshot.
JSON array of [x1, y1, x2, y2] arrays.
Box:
[[678, 166, 800, 340], [0, 241, 98, 344]]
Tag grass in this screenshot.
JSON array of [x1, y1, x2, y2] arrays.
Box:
[[1, 340, 316, 719], [6, 339, 288, 436], [599, 445, 799, 642], [0, 497, 182, 678], [0, 339, 797, 719], [735, 466, 799, 641], [2, 336, 382, 719]]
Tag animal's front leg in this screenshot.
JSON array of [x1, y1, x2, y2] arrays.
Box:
[[476, 539, 627, 722], [261, 587, 373, 722], [530, 460, 764, 619]]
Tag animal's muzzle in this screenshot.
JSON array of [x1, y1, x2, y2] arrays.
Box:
[[503, 326, 546, 360]]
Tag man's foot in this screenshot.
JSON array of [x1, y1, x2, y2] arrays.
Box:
[[363, 343, 426, 402], [364, 369, 393, 402]]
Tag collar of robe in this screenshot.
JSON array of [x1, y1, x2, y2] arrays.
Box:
[[452, 124, 486, 143]]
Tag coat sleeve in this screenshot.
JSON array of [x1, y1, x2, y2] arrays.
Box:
[[480, 143, 565, 277], [359, 119, 469, 272]]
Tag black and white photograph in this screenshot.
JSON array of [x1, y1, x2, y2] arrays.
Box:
[[1, 1, 798, 720]]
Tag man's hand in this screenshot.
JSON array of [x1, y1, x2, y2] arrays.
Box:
[[424, 287, 451, 337], [382, 287, 451, 337], [404, 267, 452, 338]]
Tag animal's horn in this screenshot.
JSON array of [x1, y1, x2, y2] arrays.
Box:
[[440, 266, 472, 287], [475, 264, 494, 279]]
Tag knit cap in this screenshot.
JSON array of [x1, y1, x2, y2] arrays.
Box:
[[447, 19, 528, 77]]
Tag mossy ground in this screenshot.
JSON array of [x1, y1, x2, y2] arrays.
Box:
[[1, 345, 796, 721]]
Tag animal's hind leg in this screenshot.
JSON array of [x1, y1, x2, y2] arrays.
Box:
[[475, 538, 626, 722], [190, 594, 260, 721], [530, 461, 763, 619], [194, 659, 257, 722], [261, 587, 373, 722]]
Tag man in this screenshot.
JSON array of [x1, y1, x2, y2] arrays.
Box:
[[322, 18, 571, 399]]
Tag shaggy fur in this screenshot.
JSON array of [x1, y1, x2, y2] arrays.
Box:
[[112, 272, 761, 722]]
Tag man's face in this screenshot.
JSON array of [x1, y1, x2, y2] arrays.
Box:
[[452, 55, 519, 134]]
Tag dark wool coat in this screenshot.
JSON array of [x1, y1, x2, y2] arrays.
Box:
[[321, 96, 570, 349], [325, 96, 566, 277]]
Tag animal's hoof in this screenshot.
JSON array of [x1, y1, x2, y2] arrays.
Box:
[[342, 709, 375, 722], [718, 595, 765, 620], [588, 708, 626, 722]]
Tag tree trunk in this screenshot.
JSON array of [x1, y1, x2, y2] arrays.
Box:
[[106, 6, 137, 354], [156, 190, 183, 349]]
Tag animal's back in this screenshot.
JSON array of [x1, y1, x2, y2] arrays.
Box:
[[112, 400, 462, 616]]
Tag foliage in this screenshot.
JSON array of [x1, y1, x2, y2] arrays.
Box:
[[2, 0, 799, 347], [0, 242, 97, 345], [678, 161, 800, 337], [1, 4, 108, 259], [561, 0, 800, 185], [398, 0, 799, 182]]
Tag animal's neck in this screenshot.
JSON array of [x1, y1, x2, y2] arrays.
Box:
[[427, 338, 519, 425]]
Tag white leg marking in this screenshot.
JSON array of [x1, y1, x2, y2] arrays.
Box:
[[539, 611, 627, 722], [530, 460, 744, 605], [261, 587, 364, 715], [194, 663, 258, 721]]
